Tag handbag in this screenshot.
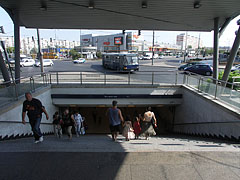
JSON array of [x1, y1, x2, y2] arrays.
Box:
[[81, 122, 85, 135]]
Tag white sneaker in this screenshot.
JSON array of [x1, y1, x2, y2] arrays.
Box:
[[39, 136, 43, 142], [34, 140, 40, 144]]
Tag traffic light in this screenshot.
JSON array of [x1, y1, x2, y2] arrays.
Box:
[[138, 30, 141, 36], [122, 30, 125, 34]]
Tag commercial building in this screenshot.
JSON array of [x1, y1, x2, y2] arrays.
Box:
[[80, 32, 145, 52], [176, 33, 203, 51]]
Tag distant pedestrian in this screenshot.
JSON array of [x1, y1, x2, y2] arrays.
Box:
[[133, 115, 141, 139], [22, 92, 49, 143], [122, 116, 135, 141], [53, 111, 63, 138], [71, 111, 83, 137], [106, 100, 124, 141], [140, 107, 157, 140], [62, 109, 74, 140]]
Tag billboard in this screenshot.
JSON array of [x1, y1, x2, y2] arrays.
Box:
[[114, 37, 123, 45]]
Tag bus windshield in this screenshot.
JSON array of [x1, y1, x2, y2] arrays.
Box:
[[126, 56, 138, 65]]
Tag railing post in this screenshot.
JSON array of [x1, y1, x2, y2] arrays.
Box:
[[183, 74, 186, 84], [152, 72, 154, 85], [128, 72, 130, 85], [175, 71, 178, 85], [104, 72, 106, 85], [50, 74, 52, 84], [198, 77, 202, 92], [214, 80, 218, 99], [56, 72, 59, 85]]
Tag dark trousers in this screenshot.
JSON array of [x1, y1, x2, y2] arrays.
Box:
[[29, 117, 43, 140]]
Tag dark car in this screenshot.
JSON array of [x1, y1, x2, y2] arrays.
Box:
[[184, 64, 213, 76], [178, 62, 202, 71]]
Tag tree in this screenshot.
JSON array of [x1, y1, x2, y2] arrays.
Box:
[[187, 45, 192, 49], [6, 47, 14, 54], [69, 49, 81, 60], [96, 51, 102, 58], [30, 48, 38, 54]]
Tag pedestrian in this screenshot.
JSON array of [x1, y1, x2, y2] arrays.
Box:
[[122, 116, 135, 141], [62, 109, 74, 140], [140, 107, 157, 140], [53, 111, 63, 138], [71, 110, 83, 137], [106, 100, 124, 142], [133, 115, 141, 139], [22, 92, 49, 143]]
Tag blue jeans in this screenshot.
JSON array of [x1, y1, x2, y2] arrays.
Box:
[[29, 117, 43, 140], [75, 122, 82, 135]]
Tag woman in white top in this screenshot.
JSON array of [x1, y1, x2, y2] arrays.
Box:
[[140, 107, 157, 140]]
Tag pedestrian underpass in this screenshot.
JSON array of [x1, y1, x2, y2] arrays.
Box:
[[0, 84, 239, 140]]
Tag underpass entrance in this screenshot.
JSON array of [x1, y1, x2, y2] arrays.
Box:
[[59, 106, 175, 134]]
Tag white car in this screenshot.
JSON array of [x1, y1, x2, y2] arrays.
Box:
[[35, 59, 54, 67], [20, 58, 35, 67], [73, 58, 86, 64], [231, 64, 240, 72]]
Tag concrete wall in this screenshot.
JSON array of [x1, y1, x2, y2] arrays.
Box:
[[174, 86, 240, 139], [0, 88, 58, 139]]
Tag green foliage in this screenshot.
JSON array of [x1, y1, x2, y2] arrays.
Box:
[[218, 70, 240, 89], [69, 49, 82, 60], [96, 51, 102, 58], [30, 48, 38, 54], [6, 47, 14, 54]]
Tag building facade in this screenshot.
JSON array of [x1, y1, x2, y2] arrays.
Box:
[[176, 33, 203, 51]]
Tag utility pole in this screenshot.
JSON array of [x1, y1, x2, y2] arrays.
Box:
[[80, 29, 82, 54], [184, 31, 188, 62], [152, 30, 155, 66], [197, 33, 201, 59], [37, 28, 44, 74]]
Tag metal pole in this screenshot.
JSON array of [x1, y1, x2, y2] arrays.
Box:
[[214, 81, 218, 99], [14, 11, 21, 83], [37, 29, 44, 74], [128, 72, 130, 85], [175, 71, 178, 85], [0, 50, 11, 84], [152, 72, 154, 85], [104, 72, 106, 85], [197, 33, 200, 59], [81, 72, 83, 85], [183, 31, 188, 63], [1, 41, 14, 82], [152, 30, 154, 66], [56, 72, 59, 84], [222, 21, 240, 85], [213, 17, 219, 81]]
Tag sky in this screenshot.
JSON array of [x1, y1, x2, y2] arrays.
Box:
[[0, 6, 239, 48]]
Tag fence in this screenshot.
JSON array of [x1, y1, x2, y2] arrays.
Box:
[[0, 71, 239, 110]]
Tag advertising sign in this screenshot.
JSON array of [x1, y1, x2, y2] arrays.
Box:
[[114, 37, 123, 45]]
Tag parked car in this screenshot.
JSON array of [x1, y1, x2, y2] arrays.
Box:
[[159, 55, 164, 59], [231, 64, 240, 72], [20, 58, 35, 67], [184, 64, 213, 76], [35, 59, 54, 67], [73, 58, 86, 64], [178, 62, 202, 71]]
